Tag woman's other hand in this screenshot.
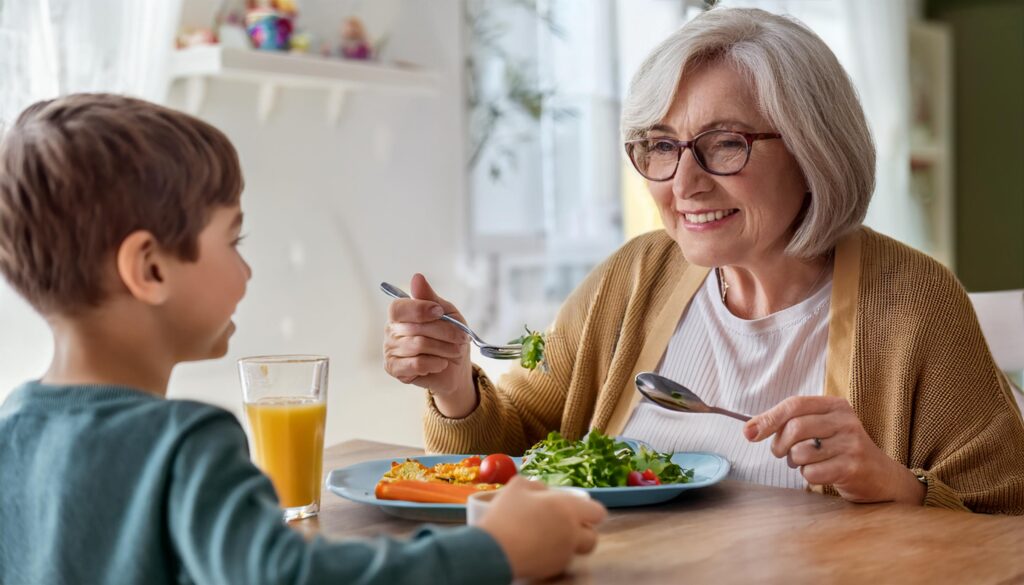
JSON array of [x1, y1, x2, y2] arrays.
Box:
[[383, 273, 476, 418], [743, 396, 926, 505]]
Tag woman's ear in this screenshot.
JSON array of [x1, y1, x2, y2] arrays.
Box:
[[116, 230, 170, 305]]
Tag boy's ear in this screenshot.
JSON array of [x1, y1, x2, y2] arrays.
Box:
[[116, 230, 171, 305]]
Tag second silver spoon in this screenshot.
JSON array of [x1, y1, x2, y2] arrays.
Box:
[[634, 371, 751, 422]]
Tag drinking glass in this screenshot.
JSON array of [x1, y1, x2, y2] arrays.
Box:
[[238, 355, 329, 520]]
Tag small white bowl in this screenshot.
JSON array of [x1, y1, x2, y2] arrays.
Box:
[[466, 485, 590, 526]]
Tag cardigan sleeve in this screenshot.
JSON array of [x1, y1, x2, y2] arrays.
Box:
[[910, 468, 970, 511], [908, 277, 1024, 514]]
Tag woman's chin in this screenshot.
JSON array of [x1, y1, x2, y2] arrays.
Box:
[[679, 251, 717, 268], [670, 235, 731, 268]]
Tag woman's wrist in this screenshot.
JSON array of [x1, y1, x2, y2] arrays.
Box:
[[430, 369, 478, 419], [888, 463, 927, 505]]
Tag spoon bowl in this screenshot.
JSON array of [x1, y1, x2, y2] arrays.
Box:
[[634, 372, 751, 422]]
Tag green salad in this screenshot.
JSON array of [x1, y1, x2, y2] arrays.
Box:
[[509, 326, 547, 372], [519, 430, 694, 488]]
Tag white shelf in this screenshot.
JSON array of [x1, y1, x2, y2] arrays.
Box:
[[170, 46, 440, 123]]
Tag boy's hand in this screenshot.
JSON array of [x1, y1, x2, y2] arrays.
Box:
[[477, 476, 607, 580]]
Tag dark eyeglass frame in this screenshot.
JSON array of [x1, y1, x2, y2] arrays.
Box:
[[624, 130, 783, 180]]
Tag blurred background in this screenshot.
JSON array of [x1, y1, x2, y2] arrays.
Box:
[[1, 0, 1021, 447]]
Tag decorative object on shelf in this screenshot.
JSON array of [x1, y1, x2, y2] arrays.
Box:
[[243, 0, 299, 51], [176, 28, 218, 49], [289, 30, 315, 53], [175, 2, 252, 50], [274, 0, 299, 14], [245, 0, 297, 16], [319, 16, 373, 61], [340, 16, 372, 60], [245, 8, 293, 50]]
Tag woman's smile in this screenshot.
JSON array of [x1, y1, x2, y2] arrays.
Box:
[[680, 207, 739, 230]]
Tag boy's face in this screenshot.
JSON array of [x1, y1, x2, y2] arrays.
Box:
[[161, 205, 251, 360]]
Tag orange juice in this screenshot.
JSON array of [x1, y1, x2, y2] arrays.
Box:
[[245, 397, 327, 509]]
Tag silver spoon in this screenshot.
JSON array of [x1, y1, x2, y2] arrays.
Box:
[[380, 282, 522, 360], [634, 372, 751, 422]]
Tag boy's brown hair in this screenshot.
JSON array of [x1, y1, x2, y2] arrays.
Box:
[[0, 93, 243, 315]]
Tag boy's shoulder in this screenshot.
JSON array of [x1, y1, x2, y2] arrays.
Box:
[[6, 382, 236, 422], [2, 383, 246, 456], [132, 397, 248, 455], [159, 397, 242, 430]]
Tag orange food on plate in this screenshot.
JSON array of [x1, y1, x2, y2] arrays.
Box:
[[374, 456, 506, 504], [375, 480, 487, 504]]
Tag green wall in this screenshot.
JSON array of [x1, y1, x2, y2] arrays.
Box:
[[927, 0, 1024, 291]]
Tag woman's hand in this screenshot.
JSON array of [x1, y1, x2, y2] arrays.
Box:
[[743, 396, 925, 505], [382, 273, 476, 418]]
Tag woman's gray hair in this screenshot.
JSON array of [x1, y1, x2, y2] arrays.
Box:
[[622, 7, 875, 257]]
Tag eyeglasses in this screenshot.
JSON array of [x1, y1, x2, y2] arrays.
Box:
[[624, 130, 782, 180]]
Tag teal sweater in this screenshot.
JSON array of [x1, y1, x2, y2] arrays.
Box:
[[0, 381, 512, 585]]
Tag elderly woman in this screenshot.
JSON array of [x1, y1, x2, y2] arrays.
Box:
[[383, 8, 1024, 514]]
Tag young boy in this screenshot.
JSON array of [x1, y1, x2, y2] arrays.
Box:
[[0, 94, 605, 585]]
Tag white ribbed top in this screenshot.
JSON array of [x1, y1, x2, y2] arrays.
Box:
[[622, 272, 832, 489]]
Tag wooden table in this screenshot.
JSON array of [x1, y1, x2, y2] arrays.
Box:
[[298, 440, 1024, 584]]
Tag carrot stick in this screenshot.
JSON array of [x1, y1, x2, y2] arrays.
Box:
[[375, 480, 487, 504]]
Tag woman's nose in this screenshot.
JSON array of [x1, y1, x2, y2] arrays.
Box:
[[671, 147, 710, 199]]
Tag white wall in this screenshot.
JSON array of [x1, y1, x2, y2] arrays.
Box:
[[0, 1, 468, 449], [0, 291, 52, 394]]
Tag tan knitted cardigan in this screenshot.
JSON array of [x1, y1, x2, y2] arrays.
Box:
[[424, 227, 1024, 514]]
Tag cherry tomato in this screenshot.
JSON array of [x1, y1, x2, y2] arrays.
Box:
[[627, 471, 644, 486], [628, 469, 660, 487], [461, 456, 482, 468], [478, 454, 517, 484], [642, 469, 661, 485]]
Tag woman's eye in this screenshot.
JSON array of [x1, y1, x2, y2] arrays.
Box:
[[652, 140, 676, 153]]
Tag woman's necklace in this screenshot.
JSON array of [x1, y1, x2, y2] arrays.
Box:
[[716, 252, 833, 308]]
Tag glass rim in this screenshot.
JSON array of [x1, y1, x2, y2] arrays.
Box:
[[238, 354, 329, 365]]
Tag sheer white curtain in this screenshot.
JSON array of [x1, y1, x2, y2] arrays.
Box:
[[715, 0, 922, 250], [0, 0, 182, 402], [0, 0, 182, 124]]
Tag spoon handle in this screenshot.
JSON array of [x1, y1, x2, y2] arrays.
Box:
[[708, 406, 752, 422]]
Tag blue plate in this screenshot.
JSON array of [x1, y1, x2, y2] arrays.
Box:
[[326, 452, 730, 523]]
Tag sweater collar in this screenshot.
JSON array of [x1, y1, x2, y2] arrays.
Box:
[[3, 380, 160, 411], [823, 227, 863, 402]]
